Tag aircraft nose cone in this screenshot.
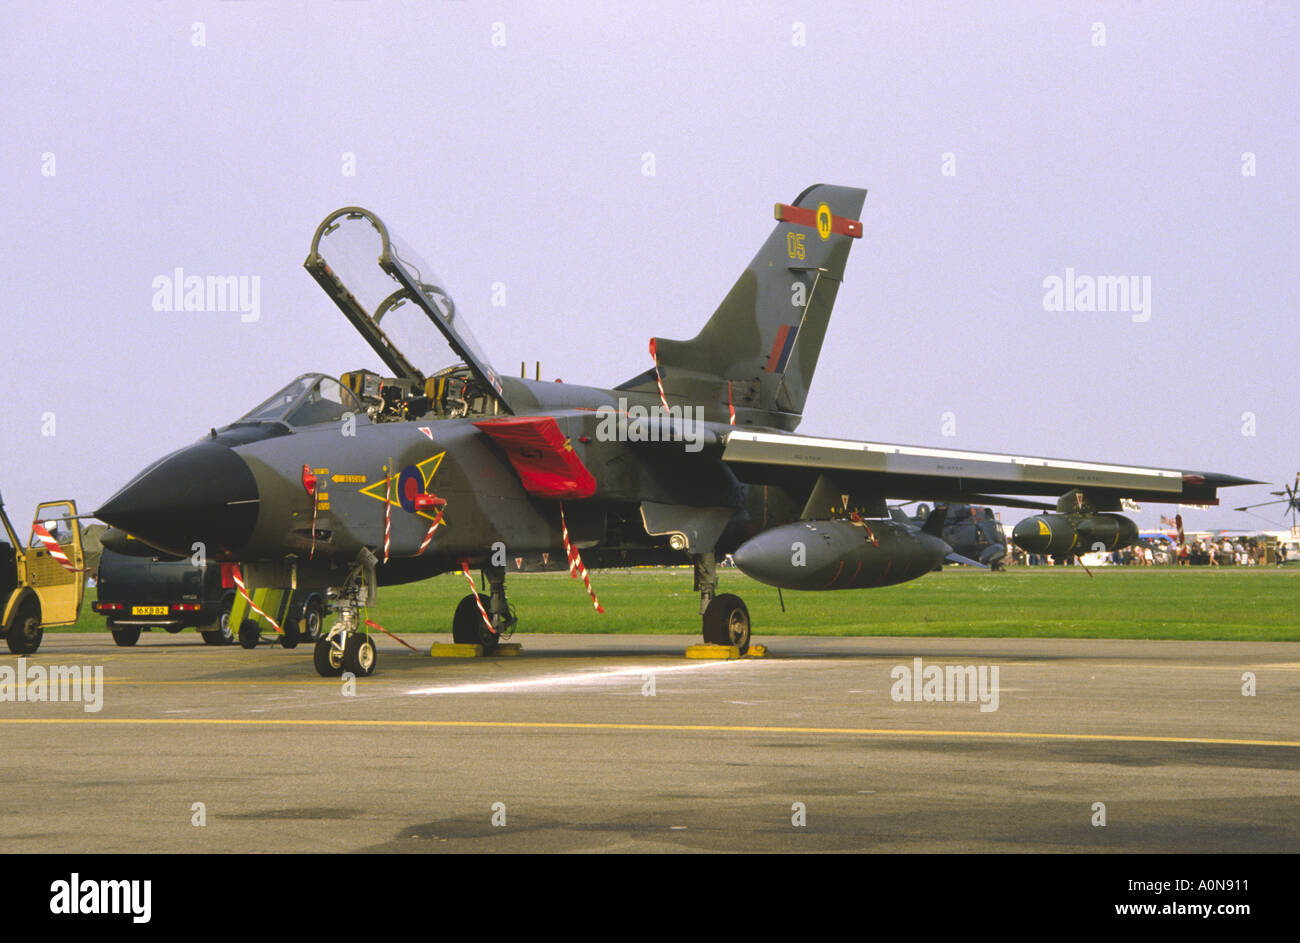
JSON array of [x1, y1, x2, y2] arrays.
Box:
[[731, 530, 789, 586], [97, 442, 259, 557], [979, 544, 1007, 566], [920, 533, 954, 564]]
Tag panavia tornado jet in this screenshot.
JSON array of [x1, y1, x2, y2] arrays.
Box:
[[95, 186, 1255, 676]]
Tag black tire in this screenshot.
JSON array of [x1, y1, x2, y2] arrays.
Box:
[[110, 625, 142, 647], [452, 593, 500, 655], [300, 597, 324, 642], [238, 619, 260, 649], [702, 593, 750, 654], [201, 603, 235, 646], [5, 596, 43, 655], [279, 618, 301, 649], [343, 634, 378, 676], [313, 635, 344, 677]]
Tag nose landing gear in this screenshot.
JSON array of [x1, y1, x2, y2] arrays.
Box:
[[312, 549, 380, 677], [313, 602, 379, 677]]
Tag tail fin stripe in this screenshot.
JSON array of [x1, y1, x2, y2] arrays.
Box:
[[765, 324, 797, 373], [774, 202, 863, 239]]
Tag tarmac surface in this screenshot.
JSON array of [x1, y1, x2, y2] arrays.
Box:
[[2, 632, 1298, 853]]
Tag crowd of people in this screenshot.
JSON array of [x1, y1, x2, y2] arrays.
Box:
[[1009, 535, 1288, 568]]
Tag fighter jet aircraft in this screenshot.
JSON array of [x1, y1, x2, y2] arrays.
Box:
[[95, 185, 1255, 676]]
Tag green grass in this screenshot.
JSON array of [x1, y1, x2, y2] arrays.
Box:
[[57, 565, 1300, 642]]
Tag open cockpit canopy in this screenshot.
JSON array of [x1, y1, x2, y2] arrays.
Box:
[[304, 207, 512, 414]]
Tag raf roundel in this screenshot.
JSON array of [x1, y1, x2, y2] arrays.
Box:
[[816, 202, 832, 241], [397, 465, 425, 513]]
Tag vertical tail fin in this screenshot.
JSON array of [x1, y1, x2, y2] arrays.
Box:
[[619, 184, 866, 430]]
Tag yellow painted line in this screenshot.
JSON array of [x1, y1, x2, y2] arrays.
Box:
[[1101, 664, 1300, 671], [0, 716, 1296, 748], [102, 680, 344, 686], [1011, 662, 1300, 672]]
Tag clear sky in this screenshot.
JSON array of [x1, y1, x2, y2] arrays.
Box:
[[1, 1, 1296, 534]]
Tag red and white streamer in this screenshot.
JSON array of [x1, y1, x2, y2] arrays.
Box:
[[416, 512, 445, 555], [459, 561, 497, 636], [30, 523, 83, 573], [230, 566, 283, 634], [727, 380, 736, 425], [382, 467, 392, 564], [364, 617, 419, 652], [849, 512, 878, 546], [560, 503, 604, 613], [309, 488, 319, 560], [649, 338, 670, 413]]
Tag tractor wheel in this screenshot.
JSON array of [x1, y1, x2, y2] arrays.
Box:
[[5, 596, 43, 655], [110, 624, 142, 647], [238, 619, 260, 649], [299, 597, 325, 642], [201, 602, 235, 645]]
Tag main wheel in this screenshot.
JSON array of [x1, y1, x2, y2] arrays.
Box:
[[238, 619, 260, 649], [5, 596, 43, 655], [201, 602, 235, 645], [702, 593, 750, 654], [313, 635, 344, 677], [452, 593, 500, 655], [299, 597, 324, 642], [343, 634, 378, 676], [110, 624, 142, 647]]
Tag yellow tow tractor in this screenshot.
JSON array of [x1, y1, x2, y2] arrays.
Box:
[[1, 490, 85, 654]]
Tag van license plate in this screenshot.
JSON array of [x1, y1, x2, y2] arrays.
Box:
[[131, 606, 167, 615]]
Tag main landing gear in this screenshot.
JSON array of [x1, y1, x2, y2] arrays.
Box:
[[693, 551, 751, 654], [452, 564, 516, 655]]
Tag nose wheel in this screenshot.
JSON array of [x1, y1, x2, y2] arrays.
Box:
[[313, 633, 346, 676], [312, 599, 378, 677], [343, 633, 378, 676]]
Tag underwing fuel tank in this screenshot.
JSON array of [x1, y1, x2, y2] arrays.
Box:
[[1011, 513, 1138, 557], [732, 519, 950, 590]]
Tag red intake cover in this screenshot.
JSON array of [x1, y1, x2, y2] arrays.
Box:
[[473, 416, 597, 499]]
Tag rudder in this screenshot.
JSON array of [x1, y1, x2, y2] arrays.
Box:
[[620, 184, 866, 430]]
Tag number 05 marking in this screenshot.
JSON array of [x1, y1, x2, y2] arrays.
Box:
[[786, 232, 806, 260]]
